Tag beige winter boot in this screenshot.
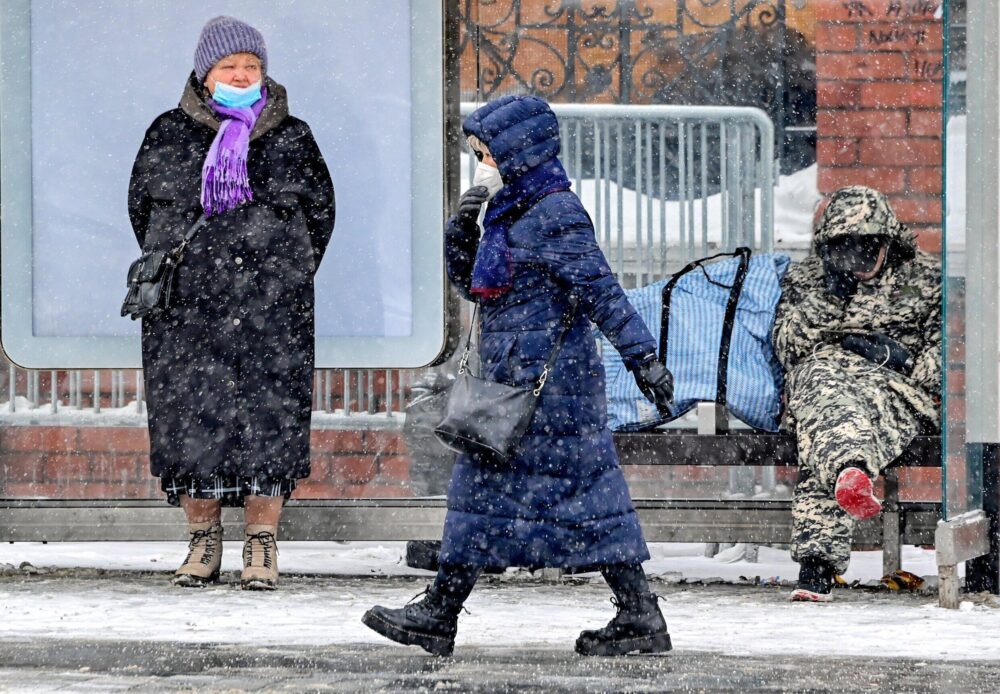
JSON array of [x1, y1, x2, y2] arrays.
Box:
[[172, 520, 223, 587], [241, 524, 279, 590]]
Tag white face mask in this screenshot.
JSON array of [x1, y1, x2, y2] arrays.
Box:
[[472, 161, 504, 199]]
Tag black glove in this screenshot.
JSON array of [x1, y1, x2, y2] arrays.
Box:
[[841, 333, 913, 374], [824, 267, 859, 300], [454, 186, 491, 232], [632, 355, 674, 415]]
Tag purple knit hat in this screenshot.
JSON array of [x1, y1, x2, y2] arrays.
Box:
[[194, 16, 268, 81]]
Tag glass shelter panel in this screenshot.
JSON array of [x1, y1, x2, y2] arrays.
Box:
[[0, 1, 955, 551], [454, 0, 945, 509], [942, 0, 974, 520], [940, 0, 999, 593], [0, 0, 447, 369]]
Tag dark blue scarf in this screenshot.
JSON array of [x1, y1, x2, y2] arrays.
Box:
[[470, 158, 571, 300]]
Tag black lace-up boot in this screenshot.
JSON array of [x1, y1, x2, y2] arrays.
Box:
[[362, 564, 479, 656], [576, 564, 672, 656]]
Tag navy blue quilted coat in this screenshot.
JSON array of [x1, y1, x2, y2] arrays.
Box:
[[439, 96, 657, 569]]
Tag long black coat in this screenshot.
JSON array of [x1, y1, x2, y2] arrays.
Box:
[[128, 74, 335, 486]]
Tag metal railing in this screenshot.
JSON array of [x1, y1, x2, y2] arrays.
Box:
[[3, 365, 411, 424], [462, 102, 776, 287], [310, 369, 411, 418], [2, 104, 776, 425]]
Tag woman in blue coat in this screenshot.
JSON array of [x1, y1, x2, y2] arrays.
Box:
[[363, 96, 674, 656]]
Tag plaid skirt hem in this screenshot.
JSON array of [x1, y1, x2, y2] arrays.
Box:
[[161, 475, 297, 508]]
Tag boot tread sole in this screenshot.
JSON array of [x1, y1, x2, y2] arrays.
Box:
[[362, 609, 455, 657], [575, 631, 672, 657], [172, 571, 220, 588]]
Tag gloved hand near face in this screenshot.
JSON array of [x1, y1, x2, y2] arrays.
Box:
[[631, 355, 674, 415], [841, 332, 913, 374], [819, 235, 886, 300], [823, 269, 859, 301], [454, 186, 491, 233]]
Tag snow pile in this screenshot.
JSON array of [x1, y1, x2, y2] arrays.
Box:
[[462, 153, 819, 249], [0, 400, 405, 429], [774, 164, 821, 246], [0, 400, 147, 426]]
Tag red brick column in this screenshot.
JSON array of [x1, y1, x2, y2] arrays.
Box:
[[816, 0, 943, 252]]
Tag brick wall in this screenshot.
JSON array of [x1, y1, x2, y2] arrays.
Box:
[[0, 426, 412, 501], [816, 0, 944, 251], [0, 424, 939, 503], [0, 0, 951, 509]]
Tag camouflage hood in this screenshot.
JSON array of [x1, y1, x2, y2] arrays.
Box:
[[813, 185, 917, 263]]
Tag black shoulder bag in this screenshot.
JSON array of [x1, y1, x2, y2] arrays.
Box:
[[121, 215, 207, 321], [434, 298, 578, 463]]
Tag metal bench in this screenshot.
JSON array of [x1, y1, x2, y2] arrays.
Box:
[[0, 428, 941, 583], [612, 406, 942, 576]]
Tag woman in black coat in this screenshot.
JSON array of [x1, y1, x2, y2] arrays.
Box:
[[127, 16, 335, 590]]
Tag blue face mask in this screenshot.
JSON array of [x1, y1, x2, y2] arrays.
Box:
[[212, 80, 262, 109]]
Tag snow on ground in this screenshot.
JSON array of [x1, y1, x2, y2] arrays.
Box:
[[0, 398, 148, 426], [0, 541, 938, 585], [0, 549, 997, 662], [0, 398, 404, 429], [3, 541, 997, 663], [3, 578, 998, 661]]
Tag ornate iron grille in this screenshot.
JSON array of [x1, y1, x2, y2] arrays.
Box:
[[458, 0, 816, 168], [459, 1, 789, 100]]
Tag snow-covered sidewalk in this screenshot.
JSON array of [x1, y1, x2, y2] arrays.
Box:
[[1, 542, 997, 663], [0, 540, 938, 584]]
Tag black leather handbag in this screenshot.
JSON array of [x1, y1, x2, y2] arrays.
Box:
[[121, 215, 207, 320], [434, 298, 578, 463]]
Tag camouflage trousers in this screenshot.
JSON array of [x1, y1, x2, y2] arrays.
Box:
[[785, 357, 923, 575]]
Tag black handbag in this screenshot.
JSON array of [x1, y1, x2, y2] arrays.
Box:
[[434, 298, 578, 463], [121, 215, 207, 320]]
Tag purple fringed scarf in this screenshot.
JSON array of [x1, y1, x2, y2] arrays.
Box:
[[201, 88, 268, 216]]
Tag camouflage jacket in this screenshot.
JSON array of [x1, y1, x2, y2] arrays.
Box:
[[773, 189, 941, 427]]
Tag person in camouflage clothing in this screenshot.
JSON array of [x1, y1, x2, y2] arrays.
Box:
[[772, 185, 941, 602]]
